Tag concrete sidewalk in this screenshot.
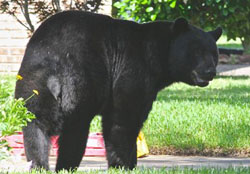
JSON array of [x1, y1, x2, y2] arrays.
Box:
[[217, 64, 250, 76], [71, 155, 250, 170], [1, 155, 249, 171]]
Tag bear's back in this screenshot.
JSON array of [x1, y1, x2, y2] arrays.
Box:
[[26, 11, 114, 51]]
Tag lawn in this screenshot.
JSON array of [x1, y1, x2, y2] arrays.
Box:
[[143, 76, 250, 155], [217, 35, 243, 49], [1, 75, 250, 156], [1, 167, 249, 174]]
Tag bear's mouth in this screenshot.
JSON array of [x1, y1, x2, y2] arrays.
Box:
[[191, 70, 213, 87]]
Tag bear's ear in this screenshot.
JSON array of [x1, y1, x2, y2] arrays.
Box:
[[208, 27, 223, 41], [173, 17, 189, 34]]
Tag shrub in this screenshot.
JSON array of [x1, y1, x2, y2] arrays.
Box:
[[0, 77, 36, 159], [114, 0, 250, 52]]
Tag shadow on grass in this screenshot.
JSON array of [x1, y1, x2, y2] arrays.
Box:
[[157, 77, 250, 106], [218, 43, 243, 49], [149, 76, 250, 151]]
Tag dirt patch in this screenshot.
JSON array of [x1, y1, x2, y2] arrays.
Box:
[[150, 147, 250, 158]]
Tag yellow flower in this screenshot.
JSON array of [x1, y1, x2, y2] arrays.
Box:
[[33, 90, 39, 95], [16, 74, 23, 80]]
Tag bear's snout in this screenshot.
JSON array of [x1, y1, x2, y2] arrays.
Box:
[[191, 67, 216, 87], [201, 67, 216, 80]]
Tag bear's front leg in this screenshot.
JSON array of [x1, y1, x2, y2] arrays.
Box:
[[23, 121, 50, 170], [102, 112, 142, 169]]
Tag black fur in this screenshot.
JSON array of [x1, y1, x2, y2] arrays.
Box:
[[15, 11, 222, 171]]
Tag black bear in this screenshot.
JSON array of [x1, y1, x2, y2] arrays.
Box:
[[15, 11, 222, 171]]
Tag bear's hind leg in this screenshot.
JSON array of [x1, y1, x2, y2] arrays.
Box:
[[55, 115, 93, 172], [23, 121, 50, 170], [102, 113, 140, 170]]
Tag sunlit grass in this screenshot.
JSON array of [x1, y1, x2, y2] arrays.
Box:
[[217, 35, 243, 49], [1, 167, 249, 174], [144, 76, 250, 151]]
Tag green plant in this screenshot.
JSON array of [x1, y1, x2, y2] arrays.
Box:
[[114, 0, 250, 52], [90, 115, 102, 132], [113, 0, 177, 22], [0, 76, 36, 159]]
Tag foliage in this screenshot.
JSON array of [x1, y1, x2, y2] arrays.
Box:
[[114, 0, 250, 51], [0, 76, 36, 159], [90, 115, 102, 132], [113, 0, 177, 22], [0, 0, 103, 34]]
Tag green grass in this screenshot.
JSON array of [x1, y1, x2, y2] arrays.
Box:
[[143, 76, 250, 151], [217, 35, 243, 49], [0, 75, 16, 94], [1, 167, 250, 174], [1, 75, 250, 153]]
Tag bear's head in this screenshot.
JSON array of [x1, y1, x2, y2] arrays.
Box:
[[168, 18, 222, 87]]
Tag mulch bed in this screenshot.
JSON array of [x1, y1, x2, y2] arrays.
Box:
[[219, 54, 250, 65], [150, 147, 250, 157]]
